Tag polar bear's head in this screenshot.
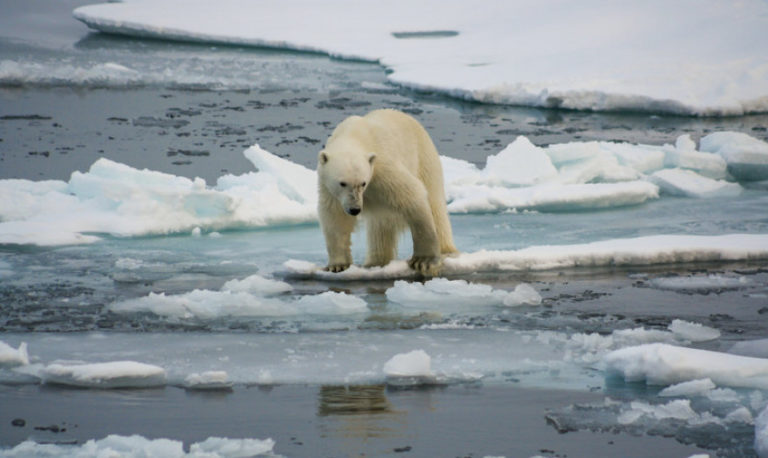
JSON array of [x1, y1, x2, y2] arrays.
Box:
[[318, 149, 376, 216]]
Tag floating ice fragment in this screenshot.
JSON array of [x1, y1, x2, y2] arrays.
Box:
[[617, 399, 700, 425], [659, 378, 716, 397], [668, 320, 720, 342], [0, 434, 276, 457], [41, 361, 167, 388], [650, 274, 749, 292], [184, 371, 233, 390], [383, 350, 432, 378], [648, 168, 742, 198], [700, 132, 768, 181], [0, 341, 29, 367], [481, 137, 558, 187], [604, 343, 768, 389], [221, 274, 293, 295]]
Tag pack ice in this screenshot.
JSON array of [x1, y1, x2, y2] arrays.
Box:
[[72, 0, 768, 115], [1, 133, 766, 247]]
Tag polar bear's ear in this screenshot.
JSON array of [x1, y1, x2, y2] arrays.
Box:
[[368, 153, 376, 165], [319, 151, 329, 165]]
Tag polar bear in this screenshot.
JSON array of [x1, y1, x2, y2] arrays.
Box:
[[317, 109, 457, 276]]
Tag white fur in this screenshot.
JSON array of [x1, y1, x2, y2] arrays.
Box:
[[317, 109, 457, 275]]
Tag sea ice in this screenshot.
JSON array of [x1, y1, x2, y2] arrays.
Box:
[[480, 136, 558, 187], [663, 135, 728, 179], [284, 233, 768, 280], [658, 378, 716, 397], [604, 343, 768, 389], [41, 361, 167, 388], [183, 371, 233, 390], [73, 0, 768, 115], [649, 274, 749, 292], [700, 132, 768, 181], [382, 349, 435, 386], [757, 404, 768, 457], [109, 288, 367, 320], [385, 278, 541, 309], [667, 320, 721, 342], [648, 168, 742, 198], [0, 434, 276, 458], [0, 341, 28, 367], [221, 274, 293, 295]]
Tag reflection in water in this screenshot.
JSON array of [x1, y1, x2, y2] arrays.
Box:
[[317, 385, 413, 454]]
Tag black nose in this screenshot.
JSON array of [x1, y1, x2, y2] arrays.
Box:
[[348, 207, 361, 216]]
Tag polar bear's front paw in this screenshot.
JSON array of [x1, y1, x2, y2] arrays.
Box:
[[408, 255, 442, 277], [324, 262, 351, 273]]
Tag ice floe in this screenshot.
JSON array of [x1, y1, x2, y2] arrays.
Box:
[[0, 435, 276, 458], [701, 132, 768, 181], [40, 361, 167, 388], [667, 320, 720, 342], [604, 343, 768, 390], [73, 0, 768, 115], [659, 378, 717, 398], [385, 278, 541, 308], [109, 277, 367, 320], [3, 133, 767, 246], [285, 234, 768, 280]]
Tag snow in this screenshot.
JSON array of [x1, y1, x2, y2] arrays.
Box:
[[3, 133, 766, 246], [72, 0, 768, 116], [700, 132, 768, 181], [221, 274, 293, 295], [0, 435, 275, 458], [603, 343, 768, 390], [757, 405, 768, 458], [667, 320, 721, 342], [0, 341, 29, 367], [285, 234, 768, 280], [41, 361, 167, 388], [385, 278, 541, 308]]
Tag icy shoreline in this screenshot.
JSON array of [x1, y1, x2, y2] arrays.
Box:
[[72, 0, 768, 116]]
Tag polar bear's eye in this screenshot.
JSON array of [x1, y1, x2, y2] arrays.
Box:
[[340, 182, 347, 187]]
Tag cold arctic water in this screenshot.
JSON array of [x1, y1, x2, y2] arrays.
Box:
[[2, 1, 768, 457]]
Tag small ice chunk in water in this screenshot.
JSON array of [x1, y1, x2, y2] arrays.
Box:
[[383, 349, 432, 378], [617, 399, 699, 425], [668, 319, 720, 342], [184, 371, 233, 390], [221, 274, 292, 295], [700, 131, 768, 181], [189, 437, 276, 457], [0, 341, 29, 367], [41, 361, 167, 388]]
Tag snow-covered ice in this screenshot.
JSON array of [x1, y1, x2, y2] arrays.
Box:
[[604, 343, 768, 390], [701, 132, 768, 181], [183, 371, 233, 390], [667, 320, 721, 342], [72, 0, 768, 116], [3, 134, 767, 246], [0, 435, 275, 458], [286, 234, 768, 280], [40, 361, 167, 388], [383, 349, 432, 378], [659, 379, 717, 398]]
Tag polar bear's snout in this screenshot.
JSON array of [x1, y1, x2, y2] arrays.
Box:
[[347, 207, 361, 216]]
